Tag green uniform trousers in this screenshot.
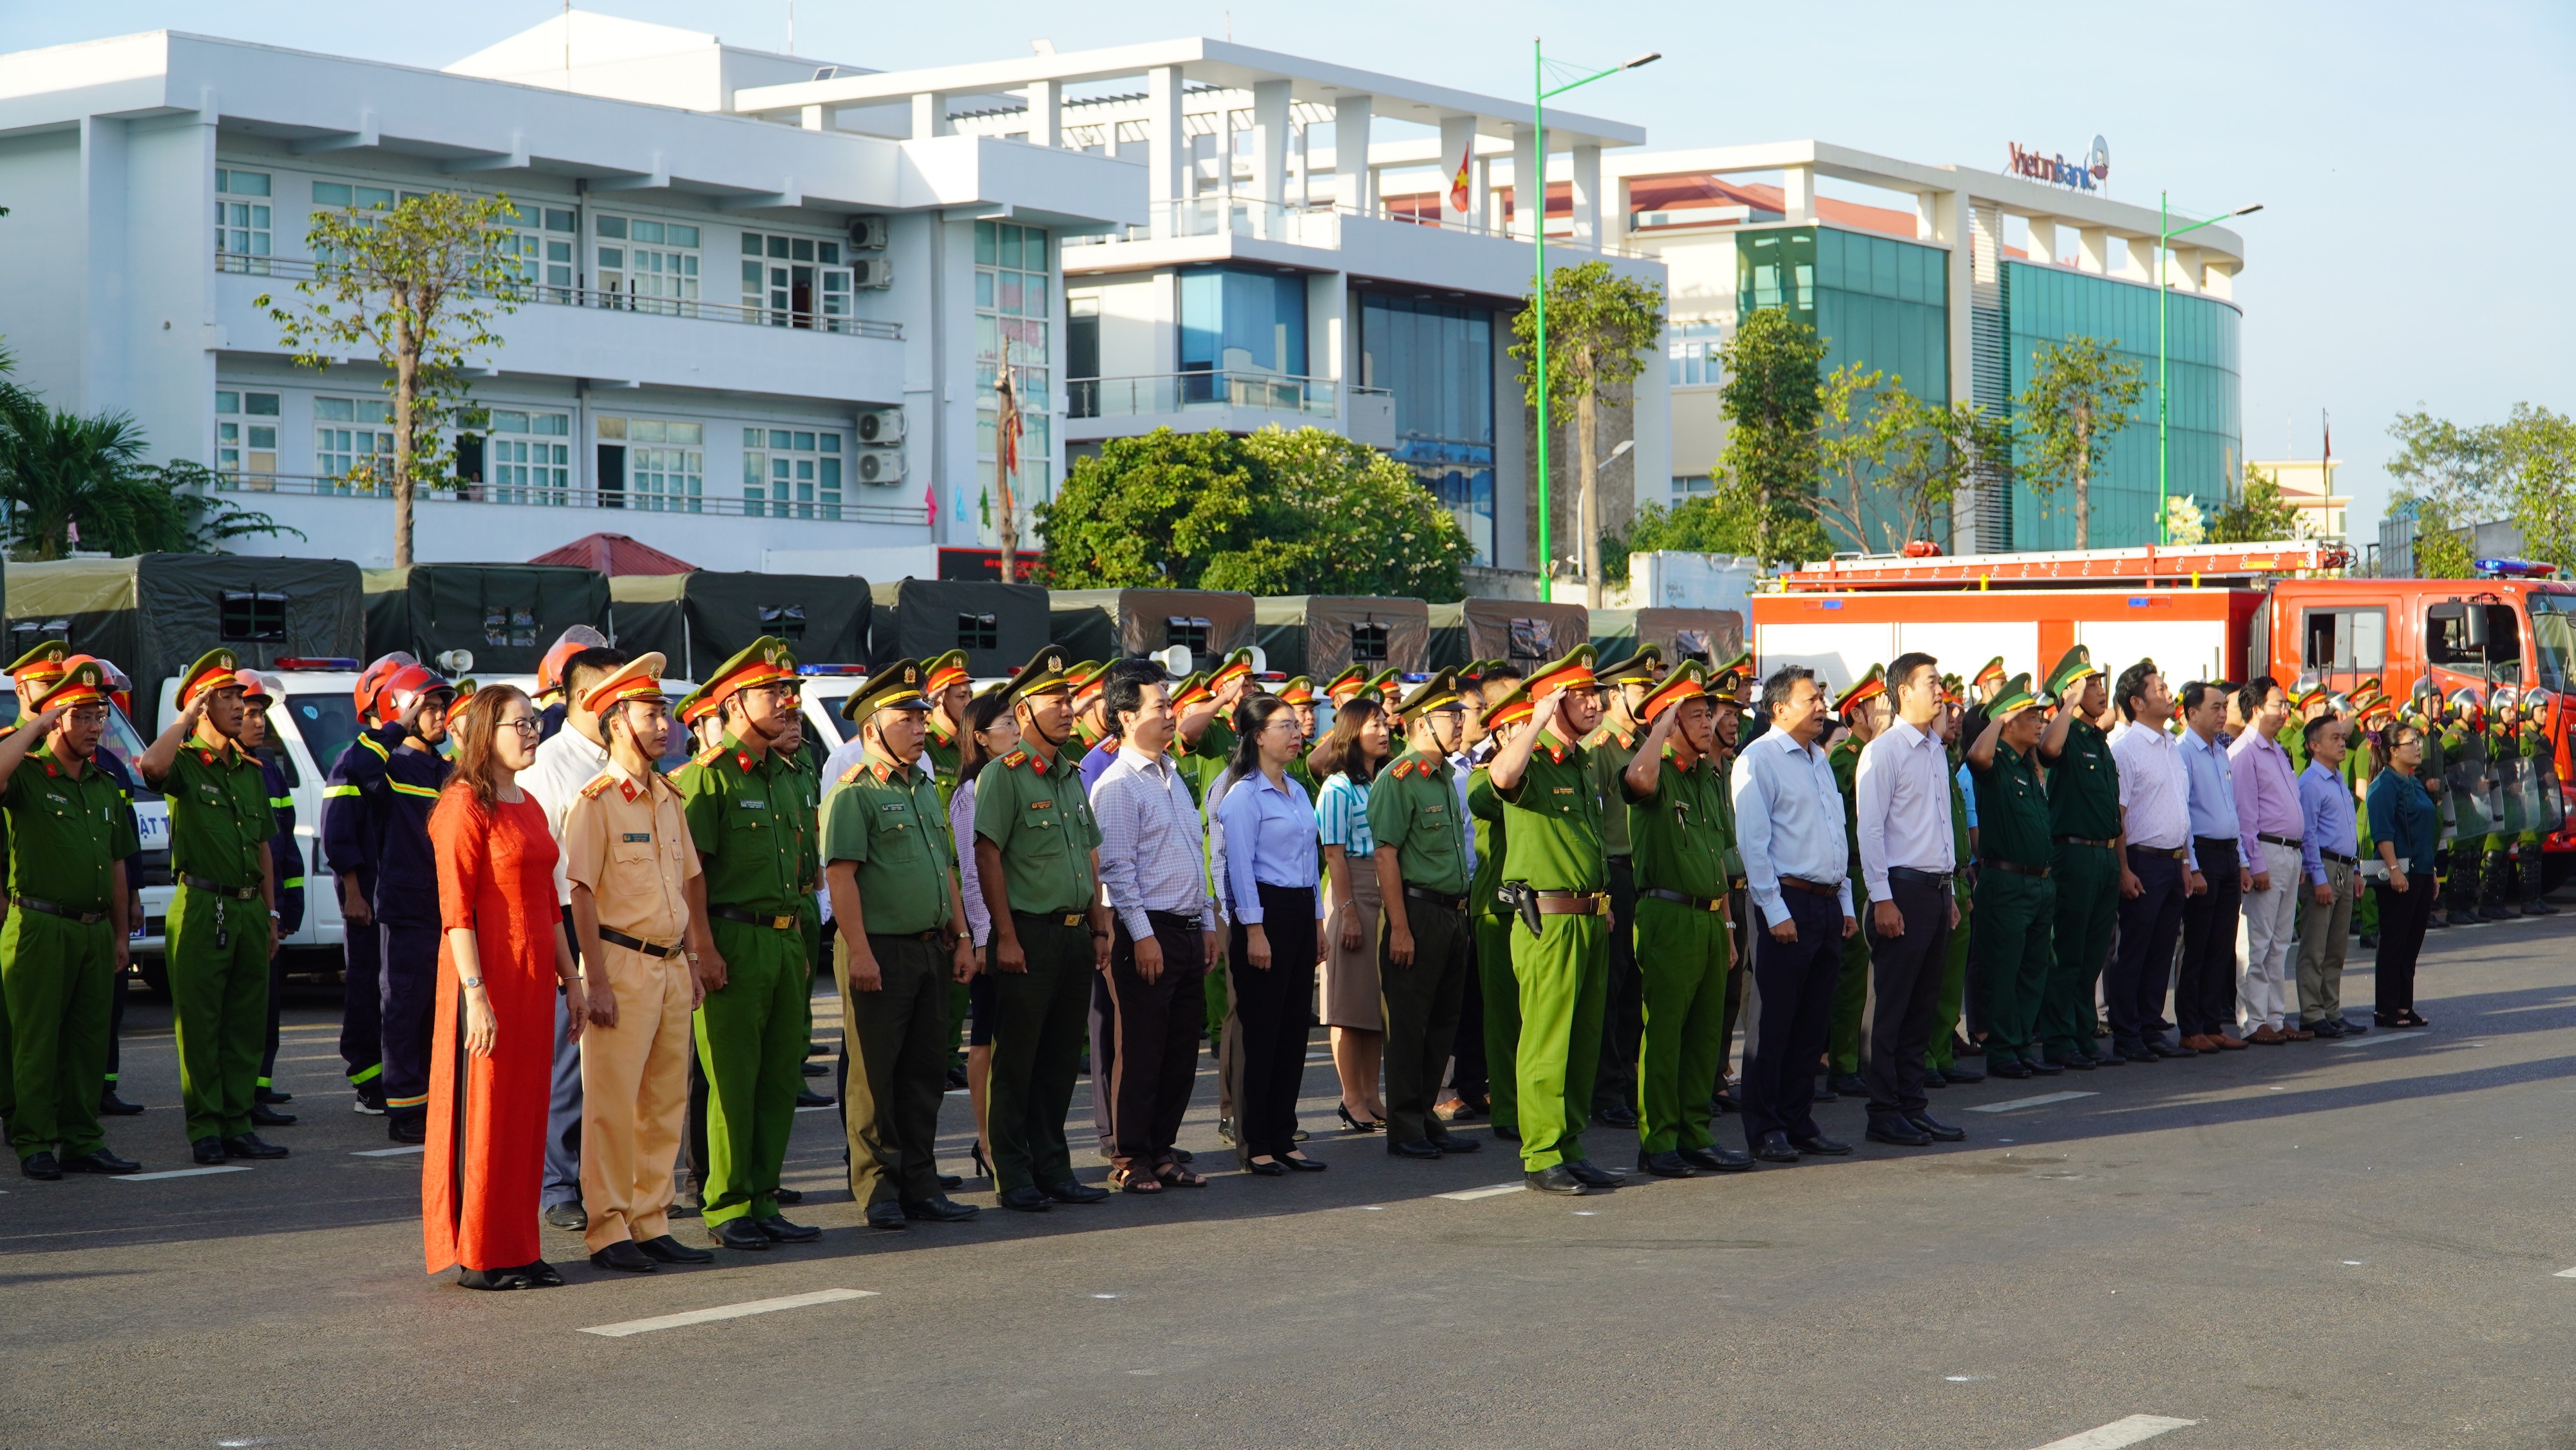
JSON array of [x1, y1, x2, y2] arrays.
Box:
[[1973, 872, 2056, 1064], [1379, 897, 1471, 1146], [1510, 913, 1605, 1172], [5, 911, 117, 1159], [835, 935, 952, 1208], [1827, 921, 1871, 1076], [1633, 897, 1730, 1154], [694, 916, 810, 1226], [986, 915, 1092, 1194], [1927, 890, 1972, 1073], [2042, 845, 2119, 1060], [1475, 911, 1520, 1132], [168, 883, 271, 1144]]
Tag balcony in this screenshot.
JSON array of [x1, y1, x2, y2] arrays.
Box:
[[1063, 372, 1392, 447], [214, 472, 925, 526], [218, 252, 903, 339]]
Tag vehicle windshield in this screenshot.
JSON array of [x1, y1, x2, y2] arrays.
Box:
[[0, 696, 160, 798], [2528, 594, 2576, 694], [284, 692, 363, 777]]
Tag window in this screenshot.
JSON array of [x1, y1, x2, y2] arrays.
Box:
[[1178, 264, 1307, 379], [1669, 320, 1725, 387], [215, 390, 280, 482], [596, 215, 701, 316], [214, 169, 271, 271], [310, 179, 428, 267], [1350, 622, 1390, 664], [956, 613, 999, 651], [220, 591, 289, 644], [595, 416, 703, 512], [741, 427, 844, 520], [2428, 602, 2524, 685], [314, 396, 394, 494], [1671, 473, 1717, 504], [1506, 618, 1556, 662], [976, 220, 1053, 512], [498, 204, 579, 303], [758, 605, 807, 642], [1165, 616, 1211, 655], [483, 410, 573, 506], [739, 231, 852, 330], [2300, 607, 2386, 676], [1359, 293, 1496, 564]]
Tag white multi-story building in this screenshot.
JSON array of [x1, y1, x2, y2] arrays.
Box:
[[0, 15, 1669, 586]]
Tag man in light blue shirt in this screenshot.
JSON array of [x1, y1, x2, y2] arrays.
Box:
[[2295, 716, 2365, 1037], [1728, 667, 1859, 1163], [2175, 682, 2249, 1050]]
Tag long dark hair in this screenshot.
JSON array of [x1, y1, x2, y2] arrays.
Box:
[[1228, 695, 1296, 781], [1309, 696, 1387, 783], [442, 682, 535, 812], [958, 690, 1015, 786]]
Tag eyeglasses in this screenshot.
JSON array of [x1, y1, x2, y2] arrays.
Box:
[[64, 707, 108, 725], [495, 716, 542, 737]]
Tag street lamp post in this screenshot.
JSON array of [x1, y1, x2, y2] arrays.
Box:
[[2156, 195, 2262, 543], [1532, 42, 1658, 601]]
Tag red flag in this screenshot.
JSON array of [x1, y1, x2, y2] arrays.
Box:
[[922, 479, 937, 527], [1448, 141, 1473, 215]]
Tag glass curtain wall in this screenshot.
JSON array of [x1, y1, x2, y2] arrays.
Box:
[[976, 220, 1053, 515], [1359, 293, 1496, 564], [1178, 265, 1308, 395]]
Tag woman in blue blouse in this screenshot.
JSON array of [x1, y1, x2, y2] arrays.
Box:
[[2368, 723, 2439, 1028], [1212, 694, 1327, 1175], [1313, 698, 1393, 1133]]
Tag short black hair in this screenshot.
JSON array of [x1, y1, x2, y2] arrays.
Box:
[[2238, 674, 2282, 720], [2179, 680, 2223, 714], [2303, 712, 2342, 747], [1101, 662, 1168, 732], [1481, 662, 1525, 688], [1888, 652, 1938, 700], [1761, 665, 1815, 719], [564, 647, 631, 701], [2115, 660, 2160, 721]]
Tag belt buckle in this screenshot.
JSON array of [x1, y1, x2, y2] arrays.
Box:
[[1061, 912, 1083, 928], [1703, 895, 1724, 913], [771, 914, 795, 931]]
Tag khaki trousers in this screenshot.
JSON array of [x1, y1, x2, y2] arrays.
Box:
[[578, 939, 696, 1255], [2296, 859, 2355, 1026]]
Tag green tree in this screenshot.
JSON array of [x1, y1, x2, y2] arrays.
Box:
[[2386, 410, 2499, 578], [2492, 404, 2576, 576], [1711, 308, 1830, 567], [1510, 260, 1665, 605], [2014, 335, 2144, 549], [1814, 363, 2011, 554], [2203, 463, 2307, 544], [258, 190, 522, 566], [1035, 428, 1256, 586]]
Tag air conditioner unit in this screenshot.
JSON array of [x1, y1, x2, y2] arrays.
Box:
[[846, 215, 889, 251], [850, 255, 894, 289], [854, 444, 905, 485], [856, 407, 905, 444]]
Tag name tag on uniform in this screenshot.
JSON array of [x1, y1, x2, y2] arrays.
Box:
[[880, 802, 907, 813], [622, 832, 651, 843], [740, 799, 767, 809]]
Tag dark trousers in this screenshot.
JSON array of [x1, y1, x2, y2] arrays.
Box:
[[1716, 888, 1751, 1094], [1087, 970, 1117, 1157], [378, 921, 441, 1125], [1381, 895, 1470, 1145], [260, 948, 287, 1087], [1740, 888, 1845, 1147], [1447, 939, 1487, 1107], [336, 875, 382, 1091], [1861, 873, 1949, 1124], [987, 914, 1094, 1192], [542, 919, 583, 1207], [2374, 878, 2434, 1017], [1104, 912, 1206, 1167], [105, 953, 128, 1088], [2108, 849, 2187, 1050], [2176, 837, 2243, 1039], [1229, 884, 1316, 1159], [837, 935, 952, 1207], [1593, 855, 1641, 1112]]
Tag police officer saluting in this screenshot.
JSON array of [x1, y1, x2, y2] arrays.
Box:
[[2037, 645, 2122, 1072], [822, 660, 981, 1230], [1965, 674, 2061, 1080], [1367, 669, 1484, 1162], [140, 649, 286, 1165], [1, 659, 142, 1178]]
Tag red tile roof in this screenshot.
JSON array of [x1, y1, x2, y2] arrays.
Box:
[[527, 531, 697, 576]]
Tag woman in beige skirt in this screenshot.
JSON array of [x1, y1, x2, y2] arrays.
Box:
[[1312, 698, 1392, 1131]]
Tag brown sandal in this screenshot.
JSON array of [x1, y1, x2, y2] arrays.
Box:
[[1155, 1161, 1209, 1188], [1110, 1163, 1164, 1195]]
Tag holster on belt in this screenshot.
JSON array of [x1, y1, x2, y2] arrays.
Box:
[[1499, 882, 1544, 938]]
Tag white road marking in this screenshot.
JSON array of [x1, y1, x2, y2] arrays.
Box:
[[113, 1166, 252, 1182], [579, 1288, 876, 1338], [1967, 1091, 2099, 1114], [1435, 1183, 1527, 1202], [2552, 1266, 2576, 1279], [2337, 1033, 2405, 1047], [2031, 1414, 2197, 1449], [352, 1145, 424, 1157], [795, 1105, 833, 1114]]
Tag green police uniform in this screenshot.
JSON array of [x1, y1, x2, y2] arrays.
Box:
[[973, 648, 1104, 1196], [0, 640, 69, 1136], [158, 651, 279, 1148], [821, 660, 960, 1210], [1582, 704, 1643, 1122], [1622, 664, 1736, 1156], [1970, 676, 2057, 1067], [3, 674, 140, 1165], [2039, 649, 2120, 1065], [1823, 667, 1886, 1083], [676, 637, 819, 1230], [1368, 673, 1477, 1150], [1926, 752, 1975, 1076], [1466, 765, 1519, 1135]]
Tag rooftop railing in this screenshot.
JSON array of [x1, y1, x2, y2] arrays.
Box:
[[216, 252, 904, 340], [1062, 197, 1647, 259]]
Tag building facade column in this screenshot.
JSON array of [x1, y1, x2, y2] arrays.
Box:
[[1332, 93, 1374, 214]]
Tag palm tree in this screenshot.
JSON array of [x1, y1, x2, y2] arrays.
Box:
[[0, 388, 187, 559]]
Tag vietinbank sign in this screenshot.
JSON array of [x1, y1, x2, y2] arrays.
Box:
[[2006, 136, 2110, 193]]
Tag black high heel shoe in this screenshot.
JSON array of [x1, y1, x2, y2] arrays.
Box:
[[1336, 1103, 1385, 1134], [969, 1141, 991, 1178]]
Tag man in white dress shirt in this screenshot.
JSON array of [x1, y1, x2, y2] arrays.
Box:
[[2107, 660, 2196, 1062], [1852, 653, 1964, 1148]]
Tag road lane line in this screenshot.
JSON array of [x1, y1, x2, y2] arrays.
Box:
[[352, 1145, 424, 1157], [2031, 1415, 2197, 1449], [1435, 1183, 1527, 1202], [2336, 1033, 2403, 1048], [1966, 1091, 2099, 1114], [579, 1288, 876, 1338], [113, 1166, 252, 1182], [2553, 1266, 2576, 1278]]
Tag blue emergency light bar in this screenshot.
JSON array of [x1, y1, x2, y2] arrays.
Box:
[[273, 656, 361, 671], [2475, 558, 2557, 578], [796, 663, 869, 676]]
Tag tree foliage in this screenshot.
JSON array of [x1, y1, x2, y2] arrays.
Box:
[[2014, 335, 2143, 549], [2203, 463, 2307, 545], [1508, 260, 1665, 602], [2496, 404, 2576, 576], [1037, 426, 1468, 600], [1710, 308, 1830, 566], [1814, 363, 2011, 555]]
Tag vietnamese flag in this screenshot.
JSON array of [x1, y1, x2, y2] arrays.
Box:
[[1449, 141, 1473, 215]]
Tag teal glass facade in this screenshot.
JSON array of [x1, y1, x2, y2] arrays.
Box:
[[2002, 261, 2240, 551]]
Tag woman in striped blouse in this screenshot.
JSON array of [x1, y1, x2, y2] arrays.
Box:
[[1313, 697, 1393, 1132]]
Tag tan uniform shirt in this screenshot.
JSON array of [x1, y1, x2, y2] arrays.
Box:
[[563, 759, 701, 947]]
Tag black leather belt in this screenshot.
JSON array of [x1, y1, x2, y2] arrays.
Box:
[[2321, 848, 2359, 868], [710, 905, 799, 931], [2128, 844, 2188, 860], [598, 926, 681, 959], [2052, 835, 2118, 850], [2257, 832, 2304, 850], [1643, 888, 1727, 912], [1982, 857, 2051, 879], [1887, 866, 1953, 892], [1403, 885, 1468, 913], [1014, 910, 1089, 929], [13, 895, 107, 925], [868, 928, 954, 944], [179, 873, 260, 901], [1779, 875, 1841, 897]]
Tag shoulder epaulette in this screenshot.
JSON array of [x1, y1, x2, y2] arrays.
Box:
[[839, 763, 865, 783], [692, 745, 724, 768], [1000, 748, 1030, 770], [579, 776, 614, 799]]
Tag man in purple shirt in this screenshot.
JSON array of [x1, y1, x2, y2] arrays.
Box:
[[2228, 676, 2306, 1044]]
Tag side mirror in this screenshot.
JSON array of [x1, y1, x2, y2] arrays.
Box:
[[2464, 607, 2490, 650]]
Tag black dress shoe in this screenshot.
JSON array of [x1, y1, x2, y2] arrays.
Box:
[[1989, 1058, 2033, 1079], [223, 1133, 288, 1159], [2086, 1049, 2126, 1067], [1751, 1132, 1801, 1163], [1920, 1068, 1948, 1088], [1789, 1134, 1853, 1156], [755, 1214, 820, 1243], [1866, 1119, 1932, 1147], [1427, 1134, 1480, 1154], [1388, 1137, 1443, 1159], [1563, 1158, 1620, 1188], [945, 1063, 971, 1091], [2148, 1040, 2192, 1058], [388, 1116, 427, 1145], [1239, 1157, 1288, 1178], [192, 1136, 227, 1165], [1828, 1072, 1869, 1097], [248, 1102, 298, 1127], [2047, 1053, 2096, 1072], [1941, 1062, 1985, 1083], [865, 1202, 909, 1230], [2338, 1018, 2369, 1036], [801, 1060, 828, 1078], [773, 1187, 804, 1205], [1906, 1111, 1966, 1142], [999, 1185, 1056, 1209], [256, 1085, 294, 1105], [1280, 1153, 1327, 1172], [2307, 1018, 2347, 1039], [61, 1149, 140, 1175], [636, 1234, 714, 1264], [20, 1151, 61, 1180], [1678, 1144, 1755, 1173], [710, 1218, 771, 1250], [1492, 1123, 1521, 1141], [1043, 1179, 1111, 1203], [544, 1201, 588, 1232], [1711, 1086, 1740, 1114], [98, 1089, 144, 1116], [1526, 1165, 1595, 1195], [1592, 1102, 1640, 1129], [795, 1088, 834, 1109], [1636, 1149, 1696, 1177], [902, 1196, 980, 1222], [936, 1172, 963, 1190], [2025, 1058, 2065, 1076], [1810, 1080, 1839, 1103], [591, 1240, 658, 1273]]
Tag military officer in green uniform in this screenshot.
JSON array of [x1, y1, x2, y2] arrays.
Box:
[[675, 636, 823, 1250], [918, 650, 974, 805], [822, 660, 981, 1230], [1, 660, 142, 1178], [1925, 680, 1984, 1084], [139, 649, 285, 1164], [1484, 646, 1618, 1196], [1584, 649, 1659, 1129], [1466, 682, 1529, 1140], [1965, 674, 2060, 1079], [972, 647, 1113, 1213], [2036, 645, 2122, 1071], [1367, 671, 1484, 1160], [1706, 653, 1756, 1113], [1824, 665, 1888, 1097], [1620, 662, 1755, 1177]]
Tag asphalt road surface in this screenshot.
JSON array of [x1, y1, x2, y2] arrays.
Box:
[[10, 908, 2576, 1450]]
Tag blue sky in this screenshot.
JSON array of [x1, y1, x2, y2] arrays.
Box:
[[18, 1, 2573, 547]]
